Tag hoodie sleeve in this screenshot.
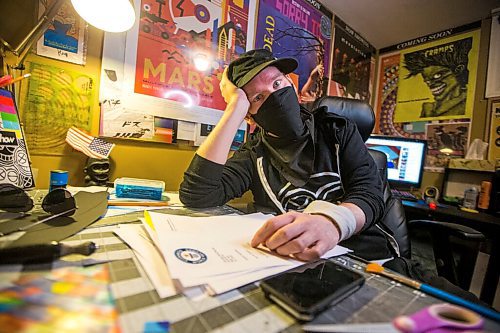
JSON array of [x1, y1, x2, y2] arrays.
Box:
[[179, 144, 255, 208], [338, 120, 385, 230]]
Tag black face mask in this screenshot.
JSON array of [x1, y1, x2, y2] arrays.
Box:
[[252, 86, 316, 187], [252, 86, 305, 140]]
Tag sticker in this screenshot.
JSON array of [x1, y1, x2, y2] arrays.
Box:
[[174, 248, 207, 264]]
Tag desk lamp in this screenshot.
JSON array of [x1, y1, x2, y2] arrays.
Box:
[[0, 0, 135, 72]]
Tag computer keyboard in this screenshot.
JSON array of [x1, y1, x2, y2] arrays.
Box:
[[390, 189, 419, 201]]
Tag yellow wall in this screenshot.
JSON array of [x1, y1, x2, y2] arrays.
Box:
[[16, 26, 198, 190]]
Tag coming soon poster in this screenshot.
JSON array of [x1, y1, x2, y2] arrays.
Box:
[[395, 30, 480, 122], [254, 0, 333, 104]]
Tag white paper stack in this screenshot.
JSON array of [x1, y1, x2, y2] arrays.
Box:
[[114, 211, 351, 298]]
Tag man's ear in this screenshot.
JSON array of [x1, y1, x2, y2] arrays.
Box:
[[285, 74, 299, 96]]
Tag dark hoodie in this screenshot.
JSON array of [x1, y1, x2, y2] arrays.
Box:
[[179, 107, 392, 260]]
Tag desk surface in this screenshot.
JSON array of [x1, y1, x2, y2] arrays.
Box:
[[402, 200, 500, 231], [2, 205, 500, 332]]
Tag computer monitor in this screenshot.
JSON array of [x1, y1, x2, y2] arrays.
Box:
[[365, 135, 427, 189]]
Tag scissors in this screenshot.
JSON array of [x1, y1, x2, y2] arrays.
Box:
[[302, 303, 484, 332]]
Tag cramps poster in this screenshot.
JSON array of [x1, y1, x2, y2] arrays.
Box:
[[395, 30, 480, 122], [254, 0, 333, 104], [134, 0, 251, 111]]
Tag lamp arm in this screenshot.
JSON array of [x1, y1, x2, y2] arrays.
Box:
[[13, 0, 65, 68]]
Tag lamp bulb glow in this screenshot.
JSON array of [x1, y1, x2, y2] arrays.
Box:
[[71, 0, 135, 32]]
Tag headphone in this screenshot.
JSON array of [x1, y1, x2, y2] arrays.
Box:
[[422, 186, 440, 203]]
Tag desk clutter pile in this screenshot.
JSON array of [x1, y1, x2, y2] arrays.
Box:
[[113, 211, 349, 298]]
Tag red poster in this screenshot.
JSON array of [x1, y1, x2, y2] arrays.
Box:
[[134, 0, 250, 111]]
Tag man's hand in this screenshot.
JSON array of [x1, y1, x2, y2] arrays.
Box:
[[250, 211, 340, 261], [220, 68, 248, 105]]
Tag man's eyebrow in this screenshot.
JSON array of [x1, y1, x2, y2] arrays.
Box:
[[246, 71, 284, 98]]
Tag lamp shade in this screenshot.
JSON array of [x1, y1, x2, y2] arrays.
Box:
[[71, 0, 135, 32]]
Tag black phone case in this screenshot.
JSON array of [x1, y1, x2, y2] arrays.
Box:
[[260, 260, 365, 321]]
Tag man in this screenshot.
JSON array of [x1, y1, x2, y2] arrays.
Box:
[[180, 49, 391, 261]]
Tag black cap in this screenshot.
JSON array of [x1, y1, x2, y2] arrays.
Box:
[[228, 49, 298, 88]]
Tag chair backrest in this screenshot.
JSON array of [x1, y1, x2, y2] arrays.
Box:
[[313, 95, 411, 258]]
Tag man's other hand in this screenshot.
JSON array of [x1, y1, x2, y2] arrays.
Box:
[[250, 211, 340, 261]]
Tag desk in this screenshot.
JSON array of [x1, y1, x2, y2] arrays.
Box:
[[2, 205, 500, 332], [402, 200, 500, 305]]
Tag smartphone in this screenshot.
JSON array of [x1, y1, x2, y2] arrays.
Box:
[[260, 259, 365, 321]]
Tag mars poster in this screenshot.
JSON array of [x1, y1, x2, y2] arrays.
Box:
[[134, 0, 251, 111]]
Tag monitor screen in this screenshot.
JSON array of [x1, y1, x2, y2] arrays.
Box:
[[366, 135, 427, 188]]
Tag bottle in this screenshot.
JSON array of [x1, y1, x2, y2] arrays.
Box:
[[477, 181, 492, 210], [463, 187, 479, 210]]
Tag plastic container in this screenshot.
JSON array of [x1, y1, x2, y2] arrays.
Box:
[[463, 187, 479, 210], [114, 177, 165, 200], [50, 170, 68, 192]]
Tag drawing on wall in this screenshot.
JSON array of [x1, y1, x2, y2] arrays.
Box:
[[100, 0, 252, 143], [329, 16, 374, 102], [425, 122, 470, 171], [0, 90, 35, 189], [254, 0, 333, 104], [395, 30, 480, 122], [23, 62, 94, 155], [36, 0, 88, 65]]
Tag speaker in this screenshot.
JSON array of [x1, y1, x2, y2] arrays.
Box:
[[422, 186, 440, 203]]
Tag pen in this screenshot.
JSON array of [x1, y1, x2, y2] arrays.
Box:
[[0, 241, 97, 265], [0, 73, 31, 88]]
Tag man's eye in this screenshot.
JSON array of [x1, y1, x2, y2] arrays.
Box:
[[273, 79, 282, 89], [253, 95, 263, 103], [433, 73, 442, 79]]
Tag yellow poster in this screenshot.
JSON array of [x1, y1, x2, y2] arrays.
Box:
[[394, 30, 480, 122]]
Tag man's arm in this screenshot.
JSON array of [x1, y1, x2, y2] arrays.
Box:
[[197, 69, 250, 164], [179, 69, 254, 207]]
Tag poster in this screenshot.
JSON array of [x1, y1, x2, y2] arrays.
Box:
[[329, 16, 374, 102], [23, 62, 94, 155], [0, 89, 35, 189], [489, 100, 500, 160], [374, 52, 426, 139], [425, 122, 470, 172], [100, 0, 253, 142], [36, 0, 88, 65], [375, 52, 401, 135], [133, 0, 250, 109], [254, 0, 333, 104], [395, 30, 480, 122], [486, 12, 500, 98]]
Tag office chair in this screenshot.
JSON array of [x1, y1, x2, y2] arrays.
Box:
[[312, 95, 486, 292]]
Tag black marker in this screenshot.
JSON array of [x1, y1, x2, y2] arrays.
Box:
[[0, 241, 97, 264]]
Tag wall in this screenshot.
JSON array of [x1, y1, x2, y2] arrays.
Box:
[[7, 8, 494, 198], [16, 26, 198, 191]]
